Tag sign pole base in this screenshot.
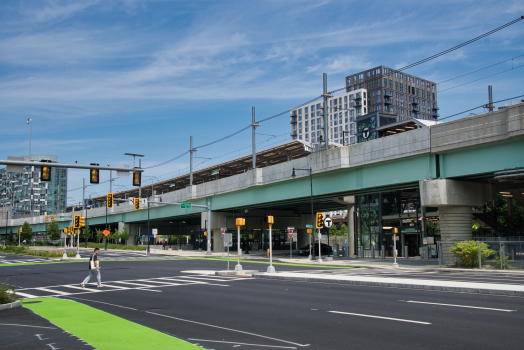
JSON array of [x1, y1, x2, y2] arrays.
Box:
[[317, 258, 323, 263], [235, 263, 243, 271], [266, 265, 276, 273]]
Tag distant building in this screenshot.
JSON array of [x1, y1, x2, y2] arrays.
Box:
[[290, 88, 368, 146], [345, 66, 439, 121], [0, 155, 67, 217]]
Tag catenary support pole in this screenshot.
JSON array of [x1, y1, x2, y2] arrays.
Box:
[[323, 73, 329, 149], [252, 106, 256, 169], [206, 202, 211, 255], [190, 136, 194, 186], [147, 201, 150, 254]]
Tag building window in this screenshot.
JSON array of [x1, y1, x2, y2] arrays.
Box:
[[400, 83, 403, 92], [395, 82, 399, 90], [383, 78, 387, 86]]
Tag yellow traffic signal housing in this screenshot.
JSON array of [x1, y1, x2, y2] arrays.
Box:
[[40, 165, 52, 181], [18, 227, 22, 235], [107, 193, 113, 208], [235, 218, 245, 227], [79, 216, 85, 228], [204, 231, 207, 237], [74, 215, 80, 229], [394, 227, 398, 234], [52, 215, 55, 222], [132, 170, 141, 187], [63, 228, 67, 235], [316, 213, 324, 229], [90, 168, 100, 184], [46, 215, 49, 222], [134, 198, 140, 210], [267, 215, 274, 224]]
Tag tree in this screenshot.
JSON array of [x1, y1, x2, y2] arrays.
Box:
[[110, 229, 120, 244], [329, 225, 339, 243], [47, 221, 61, 241], [6, 229, 14, 245], [83, 224, 91, 248], [120, 226, 130, 245], [450, 240, 494, 267], [21, 221, 32, 243], [95, 229, 104, 243], [339, 224, 348, 236]]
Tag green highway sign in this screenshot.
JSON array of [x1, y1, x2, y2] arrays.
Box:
[[306, 225, 313, 228], [181, 202, 192, 209]]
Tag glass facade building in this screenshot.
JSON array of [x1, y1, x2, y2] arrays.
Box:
[[0, 155, 67, 216]]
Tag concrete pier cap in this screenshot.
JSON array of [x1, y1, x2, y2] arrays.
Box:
[[420, 179, 492, 264]]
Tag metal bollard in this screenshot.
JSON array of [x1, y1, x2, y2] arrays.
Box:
[[405, 245, 409, 259], [382, 247, 385, 259], [360, 246, 364, 258], [371, 246, 375, 259]]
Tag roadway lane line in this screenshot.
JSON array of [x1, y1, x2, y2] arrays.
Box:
[[63, 296, 138, 310], [0, 323, 57, 329], [14, 291, 40, 299], [403, 300, 517, 312], [188, 338, 298, 349], [328, 311, 431, 325], [145, 311, 310, 347]]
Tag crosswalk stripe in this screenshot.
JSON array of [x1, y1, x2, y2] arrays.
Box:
[[15, 291, 40, 299], [112, 281, 161, 288], [34, 287, 71, 296]]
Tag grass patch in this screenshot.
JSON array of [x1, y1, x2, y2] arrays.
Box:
[[86, 243, 147, 251], [23, 297, 200, 350], [1, 246, 76, 258]]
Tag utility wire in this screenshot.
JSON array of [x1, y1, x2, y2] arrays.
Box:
[[439, 94, 524, 121], [438, 64, 524, 93], [438, 54, 524, 84]]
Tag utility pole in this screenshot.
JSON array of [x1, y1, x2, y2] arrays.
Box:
[[189, 136, 196, 186], [322, 73, 332, 150], [251, 107, 260, 169]]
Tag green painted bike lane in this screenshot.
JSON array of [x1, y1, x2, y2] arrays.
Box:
[[22, 297, 202, 350]]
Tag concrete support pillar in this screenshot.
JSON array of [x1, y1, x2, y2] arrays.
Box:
[[345, 196, 356, 257], [439, 206, 474, 264]]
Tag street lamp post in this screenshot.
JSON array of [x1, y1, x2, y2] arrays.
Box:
[[292, 167, 315, 260], [26, 118, 32, 157]]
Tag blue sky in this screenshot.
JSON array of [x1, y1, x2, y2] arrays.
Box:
[[1, 0, 523, 205]]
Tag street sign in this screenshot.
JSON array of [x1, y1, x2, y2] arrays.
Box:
[[324, 217, 333, 228], [306, 224, 313, 228], [152, 228, 158, 236], [287, 227, 295, 238], [221, 228, 226, 237], [224, 233, 233, 247], [102, 230, 110, 237], [181, 202, 192, 209]]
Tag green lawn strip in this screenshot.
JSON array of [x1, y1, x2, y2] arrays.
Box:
[[190, 257, 362, 269], [22, 297, 200, 350]]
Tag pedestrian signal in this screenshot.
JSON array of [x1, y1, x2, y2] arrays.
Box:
[[74, 215, 80, 229], [132, 170, 141, 187], [90, 166, 100, 184], [79, 216, 85, 228], [235, 218, 245, 227], [46, 215, 49, 222], [316, 213, 324, 229], [134, 198, 140, 210], [266, 215, 274, 225], [40, 165, 51, 181], [107, 193, 113, 208], [52, 215, 55, 222]]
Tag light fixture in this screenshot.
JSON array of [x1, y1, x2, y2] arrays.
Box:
[[291, 168, 296, 178], [502, 194, 513, 197], [499, 191, 510, 194]]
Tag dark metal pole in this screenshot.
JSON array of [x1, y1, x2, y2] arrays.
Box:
[[147, 201, 150, 254], [104, 205, 108, 250], [310, 167, 315, 259]]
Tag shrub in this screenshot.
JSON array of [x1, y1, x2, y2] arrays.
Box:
[[85, 242, 146, 251], [0, 282, 18, 304], [450, 240, 494, 267]]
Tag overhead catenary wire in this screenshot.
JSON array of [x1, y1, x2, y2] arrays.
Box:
[[439, 94, 524, 121], [438, 64, 524, 93]]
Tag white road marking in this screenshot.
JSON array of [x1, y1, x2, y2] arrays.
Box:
[[62, 285, 102, 291], [0, 323, 57, 329], [329, 311, 431, 325], [188, 339, 298, 349], [34, 288, 71, 296], [15, 291, 40, 299], [146, 311, 310, 347], [111, 281, 159, 288], [64, 296, 138, 310], [403, 300, 517, 312]]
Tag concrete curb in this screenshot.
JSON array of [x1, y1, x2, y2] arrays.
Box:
[[216, 270, 259, 276], [252, 274, 524, 297], [0, 300, 21, 310]]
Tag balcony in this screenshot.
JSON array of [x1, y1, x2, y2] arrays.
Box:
[[291, 130, 298, 136], [432, 106, 439, 111], [384, 98, 393, 105], [384, 91, 392, 98], [432, 112, 440, 118], [354, 94, 362, 100], [411, 99, 419, 105], [412, 105, 420, 112], [290, 117, 297, 124], [354, 100, 362, 107]]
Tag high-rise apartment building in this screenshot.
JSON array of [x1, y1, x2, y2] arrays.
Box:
[[0, 155, 67, 216], [345, 66, 439, 121], [290, 88, 368, 146]]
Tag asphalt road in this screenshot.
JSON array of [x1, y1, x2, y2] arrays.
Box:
[[1, 256, 524, 349]]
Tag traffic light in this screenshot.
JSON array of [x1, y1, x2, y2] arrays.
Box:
[[134, 198, 140, 210], [46, 215, 49, 222], [235, 218, 245, 227], [79, 216, 85, 228], [52, 215, 55, 222], [107, 193, 113, 208], [204, 231, 207, 237], [74, 215, 80, 229], [18, 227, 22, 235], [266, 215, 274, 224], [40, 164, 51, 181], [132, 170, 141, 187], [316, 212, 324, 229], [90, 164, 100, 184], [394, 227, 398, 234], [63, 228, 67, 235]]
